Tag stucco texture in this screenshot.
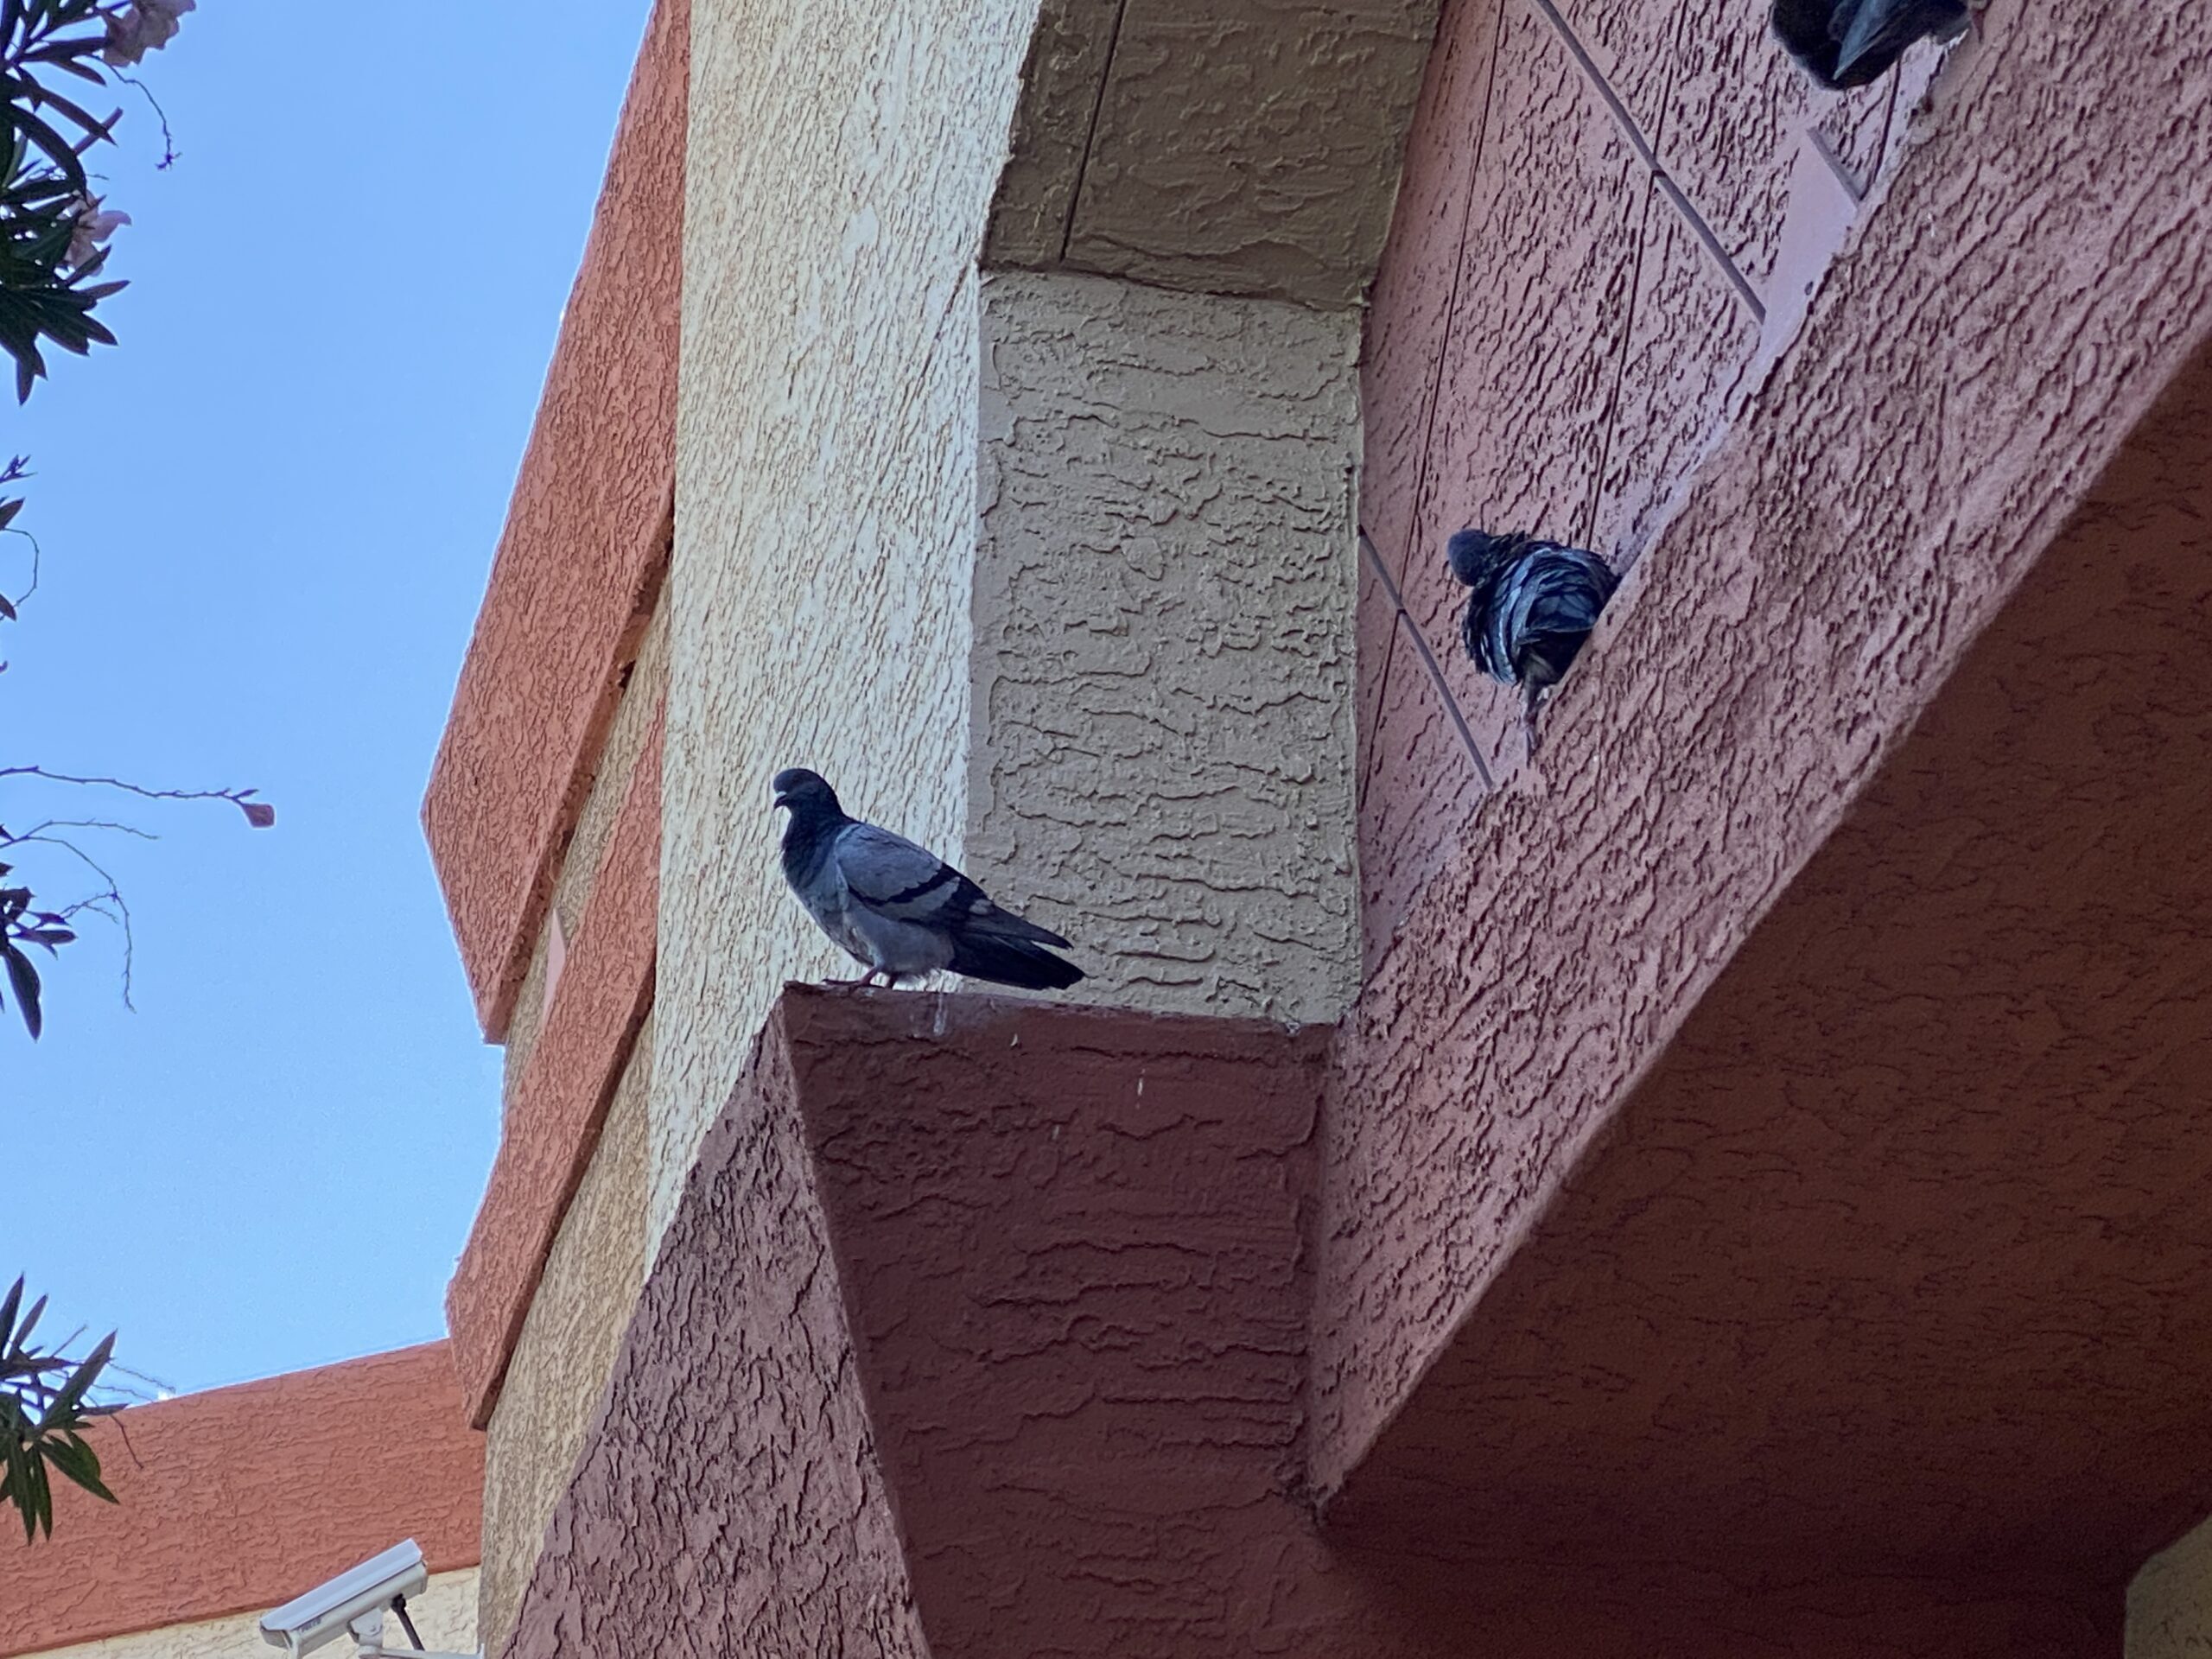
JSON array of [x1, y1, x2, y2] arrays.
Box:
[[447, 689, 661, 1427], [18, 1570, 477, 1659], [1325, 0, 2212, 1592], [657, 0, 1041, 1243], [476, 1015, 652, 1659], [507, 996, 931, 1659], [505, 989, 2144, 1656], [972, 270, 1360, 1021], [2133, 1515, 2212, 1659], [985, 0, 1440, 307]]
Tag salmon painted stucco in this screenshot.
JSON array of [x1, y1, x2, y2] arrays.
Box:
[[1319, 0, 2212, 1641], [1324, 335, 2212, 1590], [422, 0, 685, 1039], [0, 1344, 481, 1656]]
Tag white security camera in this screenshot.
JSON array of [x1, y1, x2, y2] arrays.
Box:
[[257, 1539, 473, 1659]]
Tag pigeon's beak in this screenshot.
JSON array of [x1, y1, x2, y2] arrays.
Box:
[[772, 789, 792, 812]]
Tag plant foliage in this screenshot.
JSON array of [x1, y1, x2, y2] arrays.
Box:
[[0, 1276, 119, 1541], [0, 0, 136, 405]]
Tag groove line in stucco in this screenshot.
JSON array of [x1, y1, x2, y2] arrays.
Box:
[[1525, 0, 1762, 321], [503, 586, 668, 1096], [1357, 527, 1491, 788], [1056, 0, 1127, 263]]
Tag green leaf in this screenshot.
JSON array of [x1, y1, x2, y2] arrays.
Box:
[[16, 1294, 46, 1351], [3, 1433, 35, 1543], [41, 1331, 111, 1425], [42, 1433, 113, 1503], [5, 103, 86, 193], [3, 939, 41, 1039]]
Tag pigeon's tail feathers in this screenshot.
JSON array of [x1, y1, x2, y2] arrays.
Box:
[[1833, 0, 1967, 81], [1771, 0, 1965, 88], [948, 931, 1086, 991], [971, 908, 1072, 951]]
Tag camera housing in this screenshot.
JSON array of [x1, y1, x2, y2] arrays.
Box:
[[257, 1539, 428, 1657]]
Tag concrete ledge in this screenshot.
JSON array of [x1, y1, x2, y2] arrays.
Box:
[[423, 0, 684, 1038], [505, 989, 2147, 1654], [510, 989, 1424, 1656]]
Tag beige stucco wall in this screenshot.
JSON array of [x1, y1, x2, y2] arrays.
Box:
[[24, 1568, 477, 1659], [987, 0, 1436, 307], [972, 270, 1361, 1020], [477, 1017, 652, 1656], [2131, 1512, 2212, 1658], [655, 0, 1043, 1242]]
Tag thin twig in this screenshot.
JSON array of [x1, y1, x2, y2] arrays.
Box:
[[9, 817, 160, 843], [3, 524, 41, 613], [0, 768, 258, 812], [3, 831, 135, 1008], [107, 72, 174, 169]]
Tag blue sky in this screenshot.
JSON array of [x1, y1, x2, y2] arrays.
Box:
[[3, 0, 654, 1395]]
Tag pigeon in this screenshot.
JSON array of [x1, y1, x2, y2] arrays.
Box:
[[772, 767, 1084, 992], [1446, 529, 1620, 760], [1770, 0, 1968, 89]]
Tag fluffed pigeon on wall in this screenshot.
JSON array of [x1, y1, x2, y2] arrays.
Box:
[[1770, 0, 1968, 89], [1446, 529, 1620, 760], [772, 768, 1084, 991]]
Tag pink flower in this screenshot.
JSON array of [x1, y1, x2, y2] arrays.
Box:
[[102, 0, 194, 67], [65, 197, 130, 270]]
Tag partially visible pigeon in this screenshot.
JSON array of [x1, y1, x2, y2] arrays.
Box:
[[1770, 0, 1968, 89], [772, 768, 1084, 992], [1446, 529, 1620, 760]]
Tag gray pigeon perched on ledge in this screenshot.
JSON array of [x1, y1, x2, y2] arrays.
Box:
[[1771, 0, 1968, 88], [772, 768, 1084, 992], [1446, 529, 1620, 760]]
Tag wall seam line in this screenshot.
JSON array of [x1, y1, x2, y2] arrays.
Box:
[[1058, 0, 1132, 264], [1524, 0, 1767, 325], [1363, 0, 1509, 814], [1361, 526, 1494, 792]]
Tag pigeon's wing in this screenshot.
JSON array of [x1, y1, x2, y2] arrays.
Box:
[[830, 823, 972, 928], [1522, 548, 1618, 639], [835, 822, 1073, 950], [1832, 0, 1965, 82]]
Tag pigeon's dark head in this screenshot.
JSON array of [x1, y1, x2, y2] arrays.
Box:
[[772, 768, 843, 819], [1446, 529, 1529, 590]]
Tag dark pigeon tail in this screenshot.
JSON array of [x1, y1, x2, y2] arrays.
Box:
[[948, 933, 1086, 991], [1770, 0, 1967, 88]]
